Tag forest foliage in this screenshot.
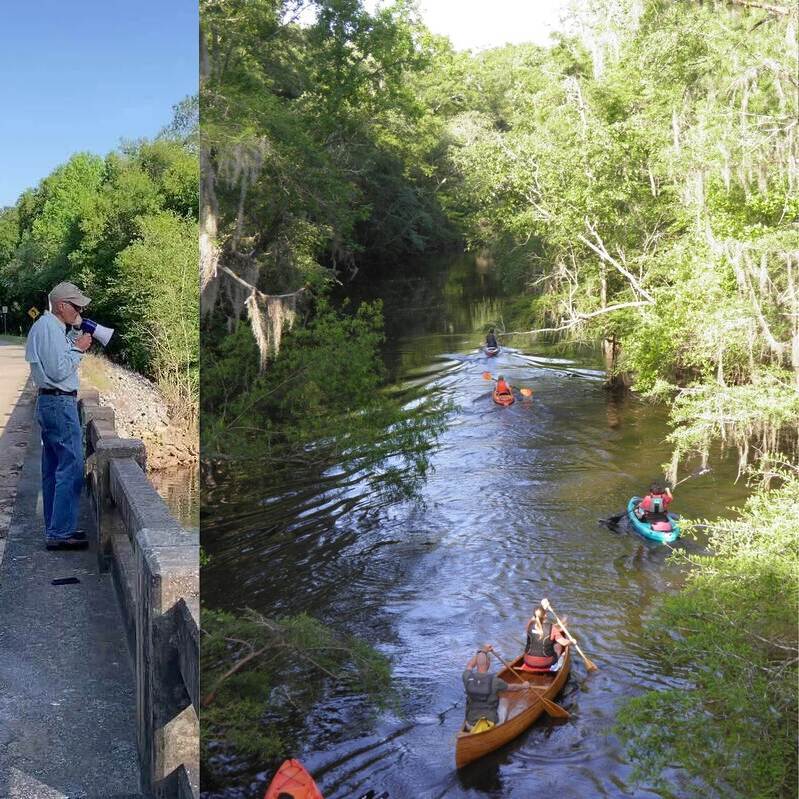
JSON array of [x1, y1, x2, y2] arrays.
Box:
[[200, 0, 452, 481], [202, 608, 392, 780], [438, 0, 799, 480], [199, 3, 454, 780], [0, 100, 199, 418], [616, 473, 799, 798]]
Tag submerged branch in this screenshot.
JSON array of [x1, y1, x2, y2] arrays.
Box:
[[203, 644, 270, 707]]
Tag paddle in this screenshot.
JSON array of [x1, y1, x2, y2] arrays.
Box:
[[489, 650, 570, 719], [599, 467, 712, 526], [481, 371, 533, 398], [673, 466, 712, 488], [541, 598, 598, 672]]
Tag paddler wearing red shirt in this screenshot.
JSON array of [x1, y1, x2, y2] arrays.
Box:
[[634, 481, 673, 520], [495, 375, 511, 395]]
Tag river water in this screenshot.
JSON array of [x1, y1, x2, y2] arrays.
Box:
[[202, 254, 749, 799], [150, 463, 199, 529]]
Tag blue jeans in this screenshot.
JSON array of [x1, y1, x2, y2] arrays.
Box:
[[36, 395, 84, 540]]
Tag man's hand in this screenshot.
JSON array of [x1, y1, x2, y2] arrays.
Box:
[[73, 333, 92, 352]]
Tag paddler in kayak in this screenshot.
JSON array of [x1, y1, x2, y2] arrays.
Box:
[[495, 375, 512, 395], [633, 480, 673, 522], [463, 644, 531, 732], [523, 604, 572, 671], [486, 328, 498, 349]]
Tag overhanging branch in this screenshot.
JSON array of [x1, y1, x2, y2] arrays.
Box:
[[725, 0, 792, 15], [503, 300, 653, 336], [579, 221, 655, 304], [218, 265, 308, 301]]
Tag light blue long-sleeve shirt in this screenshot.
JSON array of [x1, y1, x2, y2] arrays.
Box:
[[25, 311, 83, 392]]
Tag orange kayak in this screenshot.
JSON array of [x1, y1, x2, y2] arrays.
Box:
[[264, 760, 324, 799], [493, 389, 514, 406]]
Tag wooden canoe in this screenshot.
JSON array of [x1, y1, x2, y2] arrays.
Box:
[[455, 647, 571, 768], [492, 389, 514, 406], [485, 346, 500, 357], [264, 759, 324, 799]]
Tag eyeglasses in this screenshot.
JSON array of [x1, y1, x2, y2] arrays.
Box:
[[66, 301, 84, 313]]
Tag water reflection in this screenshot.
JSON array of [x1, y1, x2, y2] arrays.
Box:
[[149, 463, 199, 529], [202, 254, 749, 798]]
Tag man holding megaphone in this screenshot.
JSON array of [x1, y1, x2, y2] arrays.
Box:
[[25, 282, 96, 550]]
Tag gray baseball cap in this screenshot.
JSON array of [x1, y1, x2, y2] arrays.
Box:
[[49, 282, 91, 308]]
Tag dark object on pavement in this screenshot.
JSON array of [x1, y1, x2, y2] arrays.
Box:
[[51, 577, 81, 585], [45, 535, 89, 551]]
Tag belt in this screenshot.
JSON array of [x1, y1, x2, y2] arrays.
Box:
[[38, 388, 77, 397]]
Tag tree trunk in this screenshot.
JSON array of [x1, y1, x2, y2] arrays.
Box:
[[600, 264, 607, 308], [200, 27, 221, 314], [200, 145, 220, 301], [602, 336, 631, 392], [792, 332, 799, 389]]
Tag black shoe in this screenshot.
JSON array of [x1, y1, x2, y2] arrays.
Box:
[[45, 535, 89, 550]]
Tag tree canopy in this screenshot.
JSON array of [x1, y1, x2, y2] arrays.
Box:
[[0, 99, 199, 416]]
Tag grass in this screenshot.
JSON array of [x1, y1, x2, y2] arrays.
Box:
[[0, 334, 25, 344], [78, 352, 114, 393]]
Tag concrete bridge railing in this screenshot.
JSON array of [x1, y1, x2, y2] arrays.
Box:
[[79, 391, 199, 799]]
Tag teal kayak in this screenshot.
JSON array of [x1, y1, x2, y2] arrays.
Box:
[[627, 496, 680, 544]]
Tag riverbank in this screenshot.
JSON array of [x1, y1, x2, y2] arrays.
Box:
[[80, 352, 198, 471]]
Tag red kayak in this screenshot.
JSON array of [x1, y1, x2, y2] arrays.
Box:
[[493, 388, 514, 406], [485, 346, 499, 357], [264, 760, 324, 799]]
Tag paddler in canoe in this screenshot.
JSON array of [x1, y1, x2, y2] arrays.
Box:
[[485, 328, 498, 349], [522, 604, 573, 671], [462, 644, 532, 732]]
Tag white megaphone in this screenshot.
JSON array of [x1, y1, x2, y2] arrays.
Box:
[[80, 318, 115, 347]]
